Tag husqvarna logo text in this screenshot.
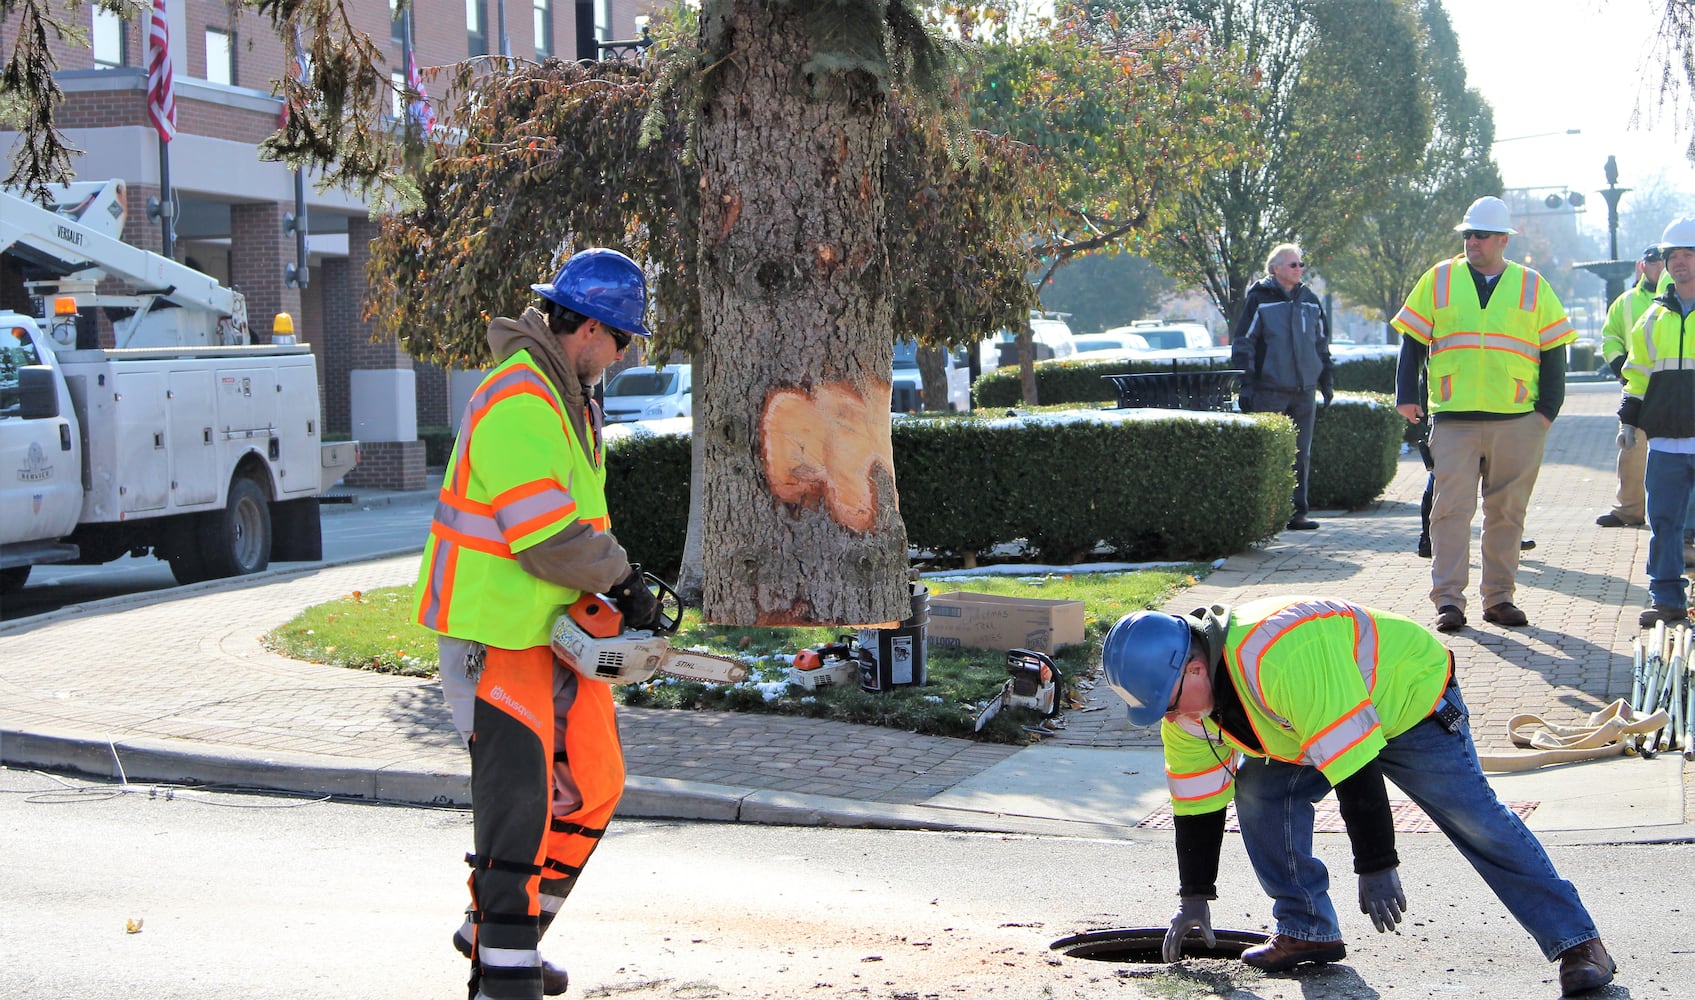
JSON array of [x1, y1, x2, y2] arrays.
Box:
[[487, 685, 540, 727]]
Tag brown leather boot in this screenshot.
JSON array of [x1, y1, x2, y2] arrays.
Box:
[[1240, 933, 1347, 973], [1557, 938, 1615, 995]]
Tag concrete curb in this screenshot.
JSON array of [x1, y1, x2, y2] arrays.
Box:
[[0, 545, 424, 637], [0, 725, 1169, 843]]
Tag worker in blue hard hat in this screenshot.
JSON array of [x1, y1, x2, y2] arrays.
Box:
[[415, 247, 661, 999], [1101, 598, 1616, 995]]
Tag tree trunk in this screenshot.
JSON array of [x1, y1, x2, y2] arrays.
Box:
[[675, 408, 707, 608], [694, 3, 910, 626], [917, 344, 947, 411]]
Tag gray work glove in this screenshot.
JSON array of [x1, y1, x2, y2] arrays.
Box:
[[609, 566, 664, 633], [1358, 867, 1406, 933], [1162, 895, 1216, 962], [1617, 425, 1639, 450]]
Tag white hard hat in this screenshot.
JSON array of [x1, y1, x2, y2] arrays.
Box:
[[1453, 196, 1517, 235], [1657, 217, 1695, 253]]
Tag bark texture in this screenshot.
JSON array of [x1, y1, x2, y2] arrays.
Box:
[[695, 4, 911, 626]]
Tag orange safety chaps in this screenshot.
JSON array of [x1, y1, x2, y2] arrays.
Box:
[[465, 644, 623, 1000]]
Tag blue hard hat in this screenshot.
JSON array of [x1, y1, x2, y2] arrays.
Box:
[[531, 248, 651, 338], [1101, 611, 1194, 727]]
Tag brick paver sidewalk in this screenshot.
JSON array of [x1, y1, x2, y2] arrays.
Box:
[[0, 381, 1670, 811]]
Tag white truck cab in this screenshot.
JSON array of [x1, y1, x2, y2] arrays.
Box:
[[0, 180, 357, 593]]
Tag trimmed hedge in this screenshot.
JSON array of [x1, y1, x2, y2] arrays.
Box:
[[1308, 393, 1403, 509], [973, 351, 1396, 408], [601, 393, 1404, 570], [603, 430, 693, 580]]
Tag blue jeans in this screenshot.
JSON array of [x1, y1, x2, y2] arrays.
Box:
[[1233, 683, 1598, 959], [1645, 449, 1695, 608]]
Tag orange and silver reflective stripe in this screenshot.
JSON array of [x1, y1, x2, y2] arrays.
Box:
[[1234, 598, 1381, 725], [1167, 760, 1234, 803], [1302, 698, 1384, 771]]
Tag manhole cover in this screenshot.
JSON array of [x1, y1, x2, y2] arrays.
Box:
[[1051, 927, 1265, 963]]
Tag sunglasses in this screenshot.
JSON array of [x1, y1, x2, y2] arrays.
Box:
[[1167, 665, 1191, 715], [1460, 230, 1501, 241], [1283, 260, 1305, 269], [604, 324, 632, 352]]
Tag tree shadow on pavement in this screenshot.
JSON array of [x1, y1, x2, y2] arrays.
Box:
[[384, 684, 461, 749]]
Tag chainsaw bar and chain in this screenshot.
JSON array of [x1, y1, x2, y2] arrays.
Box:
[[655, 650, 750, 684]]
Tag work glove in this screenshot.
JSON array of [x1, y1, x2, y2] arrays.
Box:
[[1617, 425, 1639, 450], [1162, 895, 1216, 962], [1357, 867, 1406, 933], [1320, 386, 1334, 407], [609, 566, 664, 633]]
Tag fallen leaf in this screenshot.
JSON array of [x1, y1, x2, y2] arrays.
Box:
[[125, 917, 144, 934]]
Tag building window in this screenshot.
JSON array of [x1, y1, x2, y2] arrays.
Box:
[[390, 0, 405, 44], [205, 27, 235, 85], [467, 0, 488, 57], [533, 0, 552, 58], [391, 69, 406, 120], [92, 7, 127, 69]]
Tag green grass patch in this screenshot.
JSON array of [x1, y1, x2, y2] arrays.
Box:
[[260, 568, 1201, 743], [263, 586, 439, 676]]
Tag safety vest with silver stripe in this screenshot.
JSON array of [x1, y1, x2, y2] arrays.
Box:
[[1391, 257, 1576, 415], [1160, 597, 1451, 815], [413, 351, 609, 650]]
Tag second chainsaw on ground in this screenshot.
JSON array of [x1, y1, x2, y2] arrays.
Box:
[[550, 573, 748, 685]]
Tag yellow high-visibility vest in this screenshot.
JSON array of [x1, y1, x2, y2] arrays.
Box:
[[1392, 257, 1576, 415], [1162, 597, 1450, 816], [414, 350, 609, 650]]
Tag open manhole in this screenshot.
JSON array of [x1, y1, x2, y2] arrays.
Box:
[[1051, 927, 1266, 963]]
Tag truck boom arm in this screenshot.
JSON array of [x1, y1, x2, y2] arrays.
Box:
[[1, 180, 247, 347]]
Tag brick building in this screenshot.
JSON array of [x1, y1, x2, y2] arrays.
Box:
[[0, 0, 651, 488]]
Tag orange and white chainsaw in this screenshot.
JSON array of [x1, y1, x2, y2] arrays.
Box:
[[550, 574, 749, 686]]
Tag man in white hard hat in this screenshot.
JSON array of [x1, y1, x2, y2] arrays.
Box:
[[1617, 217, 1695, 627], [1595, 245, 1669, 528], [1392, 196, 1576, 634]]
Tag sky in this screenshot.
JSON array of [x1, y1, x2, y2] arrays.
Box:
[[1444, 0, 1692, 232]]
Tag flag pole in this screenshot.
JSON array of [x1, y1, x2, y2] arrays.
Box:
[[147, 0, 177, 258], [158, 138, 173, 258]]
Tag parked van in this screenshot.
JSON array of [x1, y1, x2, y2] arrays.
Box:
[[981, 314, 1077, 369], [602, 364, 693, 423], [1107, 320, 1214, 351], [892, 339, 970, 412]]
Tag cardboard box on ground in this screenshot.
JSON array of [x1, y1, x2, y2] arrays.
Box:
[[927, 592, 1086, 654]]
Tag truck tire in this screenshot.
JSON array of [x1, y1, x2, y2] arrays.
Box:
[[0, 565, 30, 594], [199, 476, 272, 579]]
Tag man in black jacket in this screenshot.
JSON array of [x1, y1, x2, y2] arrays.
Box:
[[1229, 243, 1335, 530]]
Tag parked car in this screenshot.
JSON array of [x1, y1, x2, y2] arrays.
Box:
[[981, 315, 1078, 369], [1072, 331, 1151, 354], [1106, 320, 1214, 351], [892, 339, 970, 413], [602, 364, 693, 423]]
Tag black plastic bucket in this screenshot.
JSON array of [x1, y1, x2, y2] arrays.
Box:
[[858, 584, 929, 692]]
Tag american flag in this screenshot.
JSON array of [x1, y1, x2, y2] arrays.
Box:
[[279, 26, 309, 128], [407, 50, 435, 135], [146, 0, 176, 142]]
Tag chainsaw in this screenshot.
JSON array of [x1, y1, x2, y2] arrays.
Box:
[[550, 574, 749, 686], [972, 648, 1062, 732]]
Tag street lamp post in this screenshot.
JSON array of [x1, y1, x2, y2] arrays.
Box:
[[1575, 156, 1636, 306]]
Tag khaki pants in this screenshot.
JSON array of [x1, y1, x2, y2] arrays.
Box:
[[1610, 422, 1647, 522], [1428, 413, 1548, 612]]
